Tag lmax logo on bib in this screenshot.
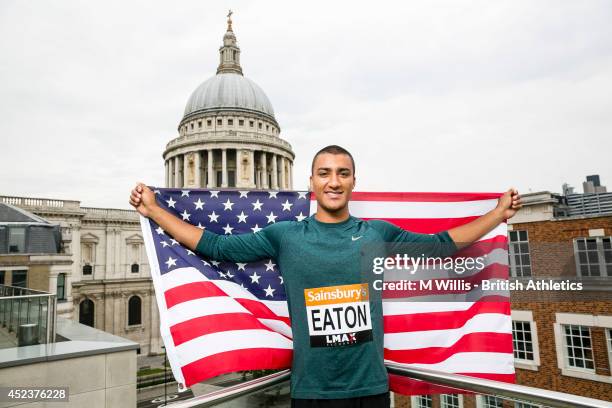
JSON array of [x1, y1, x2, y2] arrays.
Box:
[[304, 283, 373, 347]]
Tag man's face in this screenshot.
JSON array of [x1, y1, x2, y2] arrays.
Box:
[[310, 153, 356, 214]]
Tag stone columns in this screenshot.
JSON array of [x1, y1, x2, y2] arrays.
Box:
[[174, 156, 180, 188], [221, 148, 228, 187], [260, 152, 268, 189], [207, 149, 214, 188], [164, 161, 169, 187], [279, 156, 286, 190], [194, 151, 201, 187], [288, 161, 292, 189], [182, 154, 189, 188], [235, 149, 242, 188], [271, 154, 278, 189]]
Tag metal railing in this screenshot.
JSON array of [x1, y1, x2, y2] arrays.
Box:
[[160, 364, 611, 408], [0, 285, 57, 346]]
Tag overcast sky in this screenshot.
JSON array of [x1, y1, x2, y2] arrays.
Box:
[[1, 1, 611, 209]]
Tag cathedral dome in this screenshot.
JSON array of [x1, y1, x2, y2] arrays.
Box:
[[183, 73, 275, 120]]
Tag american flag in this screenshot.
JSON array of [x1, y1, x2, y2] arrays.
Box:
[[140, 188, 514, 394]]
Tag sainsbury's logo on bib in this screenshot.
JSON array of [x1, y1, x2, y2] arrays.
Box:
[[304, 283, 373, 347]]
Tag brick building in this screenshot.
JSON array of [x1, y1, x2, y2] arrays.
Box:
[[396, 187, 612, 408]]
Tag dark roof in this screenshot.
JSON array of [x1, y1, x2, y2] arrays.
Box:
[[0, 203, 50, 224]]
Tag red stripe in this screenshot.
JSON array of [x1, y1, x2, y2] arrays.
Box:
[[384, 300, 510, 333], [181, 348, 293, 387], [389, 372, 515, 395], [384, 332, 513, 364], [236, 298, 291, 326], [381, 263, 510, 299], [164, 281, 228, 309], [310, 192, 503, 202], [170, 313, 280, 346]]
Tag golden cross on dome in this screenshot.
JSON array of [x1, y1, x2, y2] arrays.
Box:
[[227, 9, 233, 31]]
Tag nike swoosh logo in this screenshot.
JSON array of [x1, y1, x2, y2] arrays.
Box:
[[351, 236, 363, 241]]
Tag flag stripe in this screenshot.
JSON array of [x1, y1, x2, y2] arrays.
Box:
[[384, 332, 513, 364]]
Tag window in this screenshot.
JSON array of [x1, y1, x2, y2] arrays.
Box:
[[198, 121, 202, 128], [79, 299, 94, 327], [266, 124, 269, 131], [258, 122, 262, 129], [12, 270, 27, 288], [8, 227, 26, 253], [207, 119, 212, 127], [563, 324, 594, 370], [216, 171, 223, 187], [228, 170, 235, 187], [574, 236, 612, 277], [131, 263, 139, 273], [606, 328, 612, 371], [217, 119, 222, 126], [239, 119, 244, 126], [82, 264, 93, 275], [480, 395, 503, 408], [56, 273, 66, 300], [0, 271, 4, 285], [508, 230, 531, 276], [412, 395, 432, 408], [249, 120, 254, 127], [228, 119, 233, 126], [190, 123, 194, 129], [513, 321, 534, 361], [128, 296, 142, 326], [441, 394, 462, 408]]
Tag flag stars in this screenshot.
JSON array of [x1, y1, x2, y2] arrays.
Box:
[[266, 211, 278, 224], [181, 210, 191, 221], [166, 197, 176, 208], [181, 190, 190, 197], [185, 249, 195, 256], [265, 259, 276, 271], [155, 226, 165, 235], [211, 260, 221, 267], [279, 275, 284, 284], [264, 285, 276, 297], [298, 192, 308, 199], [208, 211, 219, 223], [222, 198, 235, 211], [236, 211, 248, 223], [210, 191, 220, 198], [160, 241, 169, 248], [202, 259, 210, 266], [223, 224, 234, 235], [251, 199, 263, 211], [239, 191, 249, 198], [251, 224, 262, 233], [197, 222, 205, 230], [236, 263, 247, 271], [226, 270, 234, 279], [295, 212, 307, 222], [165, 256, 177, 269], [281, 200, 293, 211], [250, 272, 261, 284], [268, 191, 278, 199], [170, 239, 179, 246], [154, 189, 161, 195], [193, 198, 205, 210]]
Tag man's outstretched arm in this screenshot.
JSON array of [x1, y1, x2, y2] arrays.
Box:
[[447, 188, 522, 249], [129, 183, 203, 251]]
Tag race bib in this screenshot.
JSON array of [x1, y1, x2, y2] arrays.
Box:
[[304, 283, 373, 347]]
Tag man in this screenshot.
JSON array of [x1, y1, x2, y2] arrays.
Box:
[[129, 145, 521, 407]]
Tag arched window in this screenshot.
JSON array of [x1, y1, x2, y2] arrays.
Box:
[[56, 273, 66, 300], [131, 263, 139, 273], [82, 264, 92, 275], [128, 296, 142, 326], [79, 299, 94, 327]]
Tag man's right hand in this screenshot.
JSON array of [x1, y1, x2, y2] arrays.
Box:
[[129, 183, 158, 218]]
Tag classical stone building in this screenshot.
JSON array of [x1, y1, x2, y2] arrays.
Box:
[[0, 15, 294, 357], [164, 13, 294, 190]]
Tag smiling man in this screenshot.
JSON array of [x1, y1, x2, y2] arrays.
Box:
[[129, 144, 521, 408]]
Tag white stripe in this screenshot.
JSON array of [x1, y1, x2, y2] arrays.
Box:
[[167, 297, 250, 326], [309, 199, 498, 218], [385, 352, 515, 374], [384, 313, 511, 350], [384, 301, 481, 315], [176, 329, 293, 367], [259, 318, 293, 338]]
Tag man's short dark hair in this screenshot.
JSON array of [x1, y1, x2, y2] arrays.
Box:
[[311, 145, 356, 175]]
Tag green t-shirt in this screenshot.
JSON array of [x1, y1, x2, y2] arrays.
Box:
[[195, 214, 456, 399]]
